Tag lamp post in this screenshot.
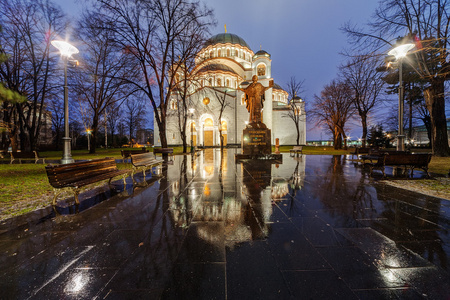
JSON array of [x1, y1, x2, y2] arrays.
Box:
[[52, 40, 79, 164], [86, 129, 92, 151], [189, 108, 195, 153], [388, 42, 415, 151]]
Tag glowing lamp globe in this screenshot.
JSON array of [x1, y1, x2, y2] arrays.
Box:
[[51, 41, 79, 58], [388, 43, 415, 59]]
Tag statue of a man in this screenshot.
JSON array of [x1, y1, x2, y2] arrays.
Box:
[[239, 75, 273, 124]]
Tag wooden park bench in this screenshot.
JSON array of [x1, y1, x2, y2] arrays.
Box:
[[366, 152, 432, 178], [130, 152, 164, 183], [290, 146, 303, 156], [350, 147, 370, 159], [360, 150, 408, 165], [10, 151, 45, 164], [120, 148, 149, 162], [153, 147, 174, 157], [45, 157, 130, 206]]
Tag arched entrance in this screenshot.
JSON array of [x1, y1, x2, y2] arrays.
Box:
[[204, 118, 214, 146]]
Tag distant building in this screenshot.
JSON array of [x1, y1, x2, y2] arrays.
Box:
[[0, 104, 53, 150], [136, 128, 154, 146], [154, 32, 306, 147], [391, 118, 450, 146]]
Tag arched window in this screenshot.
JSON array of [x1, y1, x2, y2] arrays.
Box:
[[272, 94, 275, 101], [241, 94, 245, 105], [205, 118, 213, 127], [210, 50, 214, 58], [217, 78, 222, 86], [257, 64, 266, 76], [227, 49, 230, 57], [221, 121, 227, 130], [171, 99, 177, 110], [208, 78, 212, 86], [226, 79, 230, 87], [218, 49, 221, 57]]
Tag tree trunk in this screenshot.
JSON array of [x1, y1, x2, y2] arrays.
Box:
[[181, 128, 187, 153], [333, 127, 340, 150], [90, 114, 99, 154], [296, 124, 300, 146], [361, 114, 367, 148], [159, 121, 168, 148], [424, 78, 450, 156]]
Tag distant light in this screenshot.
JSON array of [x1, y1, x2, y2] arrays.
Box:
[[51, 40, 79, 58], [189, 108, 195, 114], [388, 43, 415, 59]]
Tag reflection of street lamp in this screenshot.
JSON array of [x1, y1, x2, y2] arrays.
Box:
[[388, 40, 415, 151], [189, 108, 195, 153], [52, 40, 79, 164], [86, 129, 92, 151]]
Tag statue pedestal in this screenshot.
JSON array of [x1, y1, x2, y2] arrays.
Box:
[[242, 125, 271, 156], [235, 122, 282, 163]]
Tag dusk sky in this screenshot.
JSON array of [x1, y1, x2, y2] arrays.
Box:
[[58, 0, 383, 141]]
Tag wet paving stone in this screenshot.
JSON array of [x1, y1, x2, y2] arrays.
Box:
[[0, 150, 449, 299], [161, 263, 226, 300], [283, 269, 358, 299], [226, 241, 291, 299]]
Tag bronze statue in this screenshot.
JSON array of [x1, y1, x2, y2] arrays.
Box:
[[239, 75, 273, 125]]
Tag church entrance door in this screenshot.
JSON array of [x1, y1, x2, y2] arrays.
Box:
[[204, 131, 213, 146]]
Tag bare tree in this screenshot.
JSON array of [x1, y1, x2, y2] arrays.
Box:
[[340, 54, 385, 147], [123, 96, 147, 146], [97, 0, 214, 149], [73, 10, 135, 153], [47, 97, 64, 149], [170, 21, 208, 153], [211, 88, 233, 150], [0, 0, 66, 151], [105, 103, 121, 147], [310, 80, 355, 149], [343, 0, 450, 156], [283, 76, 306, 146]]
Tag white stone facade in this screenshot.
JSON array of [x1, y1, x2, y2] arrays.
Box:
[[154, 33, 306, 147]]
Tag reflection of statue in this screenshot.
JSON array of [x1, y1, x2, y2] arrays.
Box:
[[239, 75, 273, 124]]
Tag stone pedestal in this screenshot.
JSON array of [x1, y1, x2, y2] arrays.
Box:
[[242, 124, 271, 156], [235, 122, 282, 163]]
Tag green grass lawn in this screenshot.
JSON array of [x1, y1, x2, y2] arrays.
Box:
[[0, 147, 448, 221]]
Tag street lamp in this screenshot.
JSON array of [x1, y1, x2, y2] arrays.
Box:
[[86, 129, 92, 151], [52, 40, 79, 164], [388, 41, 415, 151], [189, 108, 195, 153]]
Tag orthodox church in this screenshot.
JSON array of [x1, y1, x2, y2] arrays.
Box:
[[153, 32, 306, 147]]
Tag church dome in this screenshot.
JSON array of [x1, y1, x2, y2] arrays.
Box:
[[273, 83, 284, 91], [254, 49, 270, 58], [206, 33, 251, 50]]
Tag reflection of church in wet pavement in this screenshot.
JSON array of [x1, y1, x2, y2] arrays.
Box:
[[166, 149, 306, 244]]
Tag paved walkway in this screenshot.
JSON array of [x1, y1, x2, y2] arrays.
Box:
[[0, 149, 449, 299]]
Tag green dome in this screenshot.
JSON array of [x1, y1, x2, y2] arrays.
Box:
[[206, 33, 251, 50]]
